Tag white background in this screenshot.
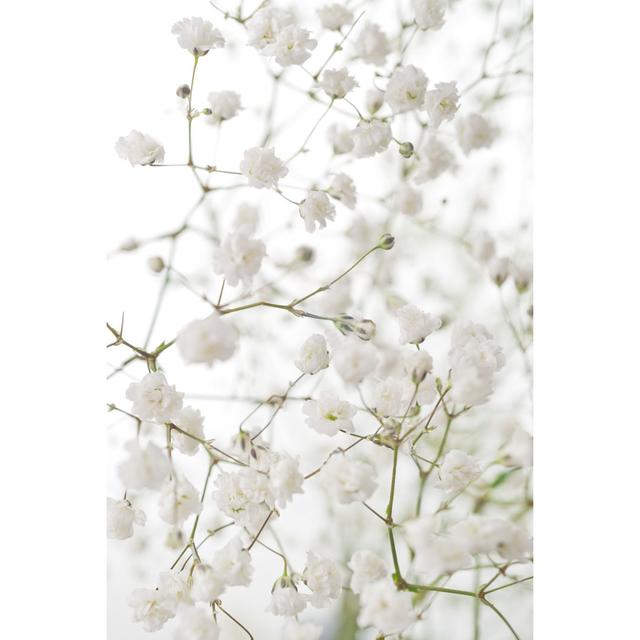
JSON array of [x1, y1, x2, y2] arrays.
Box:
[[0, 0, 639, 638]]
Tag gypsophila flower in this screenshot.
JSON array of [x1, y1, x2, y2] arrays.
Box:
[[488, 255, 511, 286], [274, 25, 317, 67], [457, 113, 497, 154], [365, 89, 385, 115], [172, 17, 225, 55], [348, 550, 387, 594], [177, 313, 237, 366], [302, 391, 357, 436], [158, 475, 202, 525], [299, 190, 336, 232], [126, 371, 183, 422], [327, 173, 357, 209], [450, 515, 532, 560], [173, 406, 205, 455], [115, 130, 165, 166], [319, 67, 358, 99], [206, 91, 242, 123], [397, 303, 442, 345], [190, 563, 223, 602], [354, 23, 391, 66], [373, 376, 407, 417], [240, 146, 288, 189], [303, 552, 343, 607], [213, 228, 266, 287], [107, 497, 145, 539], [333, 335, 379, 384], [351, 120, 392, 158], [283, 620, 323, 640], [267, 578, 307, 617], [321, 454, 377, 503], [413, 0, 447, 31], [390, 184, 423, 216], [386, 65, 428, 114], [247, 8, 294, 52], [413, 534, 474, 576], [295, 333, 330, 373], [357, 580, 415, 635], [425, 81, 460, 128], [175, 607, 220, 640], [403, 349, 434, 384], [128, 588, 175, 631], [436, 449, 483, 493], [317, 4, 354, 31], [327, 123, 355, 154], [268, 452, 304, 508], [233, 203, 259, 233], [212, 536, 254, 586], [118, 440, 170, 490], [510, 256, 533, 292], [414, 136, 458, 182]]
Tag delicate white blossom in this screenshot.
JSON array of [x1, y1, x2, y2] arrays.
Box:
[[317, 4, 354, 31], [457, 113, 497, 154], [173, 406, 206, 455], [354, 23, 391, 66], [107, 497, 145, 539], [436, 449, 482, 493], [246, 7, 294, 52], [274, 25, 317, 67], [397, 304, 442, 345], [115, 130, 165, 166], [213, 228, 266, 287], [126, 372, 183, 422], [327, 123, 354, 154], [327, 173, 357, 209], [319, 67, 358, 99], [321, 454, 377, 503], [348, 550, 387, 594], [303, 391, 357, 436], [333, 336, 378, 384], [295, 334, 330, 374], [172, 17, 225, 55], [303, 552, 343, 606], [240, 147, 288, 189], [358, 580, 415, 635], [413, 0, 447, 31], [269, 452, 304, 507], [414, 136, 458, 182], [386, 65, 428, 114], [351, 120, 392, 158], [299, 191, 336, 233], [177, 314, 237, 366], [158, 475, 202, 525], [267, 579, 307, 617], [425, 81, 460, 128], [118, 440, 170, 491], [207, 91, 242, 122], [175, 607, 220, 640]]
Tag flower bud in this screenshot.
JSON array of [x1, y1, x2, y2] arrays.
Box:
[[488, 256, 510, 286], [176, 84, 191, 99], [398, 141, 414, 158], [119, 237, 139, 252], [355, 319, 376, 341], [334, 313, 356, 336], [378, 234, 395, 250], [201, 108, 213, 116], [148, 256, 165, 273], [295, 246, 315, 263]]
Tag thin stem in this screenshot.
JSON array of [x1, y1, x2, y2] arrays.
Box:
[[215, 602, 254, 640]]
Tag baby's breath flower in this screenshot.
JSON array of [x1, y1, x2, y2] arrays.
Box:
[[172, 17, 225, 55]]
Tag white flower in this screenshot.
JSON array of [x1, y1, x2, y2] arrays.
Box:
[[295, 334, 330, 374], [365, 89, 385, 115], [274, 25, 317, 67], [240, 146, 288, 189], [211, 536, 254, 586], [118, 440, 170, 491], [247, 8, 294, 52], [126, 371, 183, 422], [450, 516, 532, 560], [299, 191, 336, 232], [269, 453, 304, 508], [386, 65, 428, 114], [317, 4, 354, 31], [333, 336, 378, 384], [128, 587, 175, 631], [267, 579, 307, 617], [372, 377, 406, 417], [158, 475, 203, 525], [510, 257, 533, 292], [283, 620, 323, 640], [213, 228, 266, 287], [354, 23, 391, 66], [351, 120, 392, 158], [358, 580, 415, 635], [175, 607, 220, 640], [348, 550, 387, 594], [403, 350, 434, 384], [327, 173, 357, 209], [448, 321, 505, 406], [413, 0, 447, 31], [471, 230, 496, 262], [158, 571, 192, 609], [319, 67, 358, 99], [207, 91, 242, 123], [327, 123, 355, 154], [424, 81, 460, 128], [172, 17, 225, 55], [190, 563, 224, 602], [403, 515, 441, 552], [213, 468, 274, 531], [488, 256, 510, 286], [302, 391, 357, 436], [397, 304, 442, 345], [436, 449, 482, 493], [456, 113, 497, 155], [414, 136, 458, 182], [177, 314, 237, 366], [303, 552, 343, 606], [173, 406, 205, 455], [233, 203, 259, 233], [413, 534, 473, 575], [390, 184, 423, 216], [107, 497, 145, 539], [321, 454, 377, 503], [115, 130, 165, 166]]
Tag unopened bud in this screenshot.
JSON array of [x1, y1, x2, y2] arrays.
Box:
[[355, 319, 376, 341], [398, 141, 414, 158], [148, 256, 165, 273], [378, 234, 395, 250], [119, 237, 139, 252], [201, 107, 213, 116], [176, 84, 191, 99], [295, 246, 315, 263], [488, 256, 510, 286], [334, 313, 356, 336]]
